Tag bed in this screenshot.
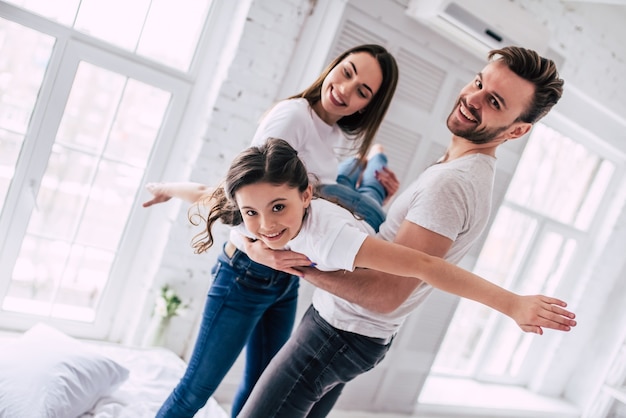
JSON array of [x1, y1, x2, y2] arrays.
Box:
[[0, 323, 228, 418]]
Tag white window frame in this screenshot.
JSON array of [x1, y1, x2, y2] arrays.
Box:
[[0, 1, 240, 339]]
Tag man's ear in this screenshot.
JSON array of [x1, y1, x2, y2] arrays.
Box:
[[508, 122, 532, 140]]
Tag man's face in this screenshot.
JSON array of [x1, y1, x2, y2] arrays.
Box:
[[447, 61, 535, 144]]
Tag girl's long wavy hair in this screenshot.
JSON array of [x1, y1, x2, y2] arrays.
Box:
[[290, 44, 399, 161], [189, 138, 311, 254]]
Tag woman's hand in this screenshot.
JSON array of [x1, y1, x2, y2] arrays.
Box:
[[142, 182, 173, 207], [376, 166, 400, 205], [510, 295, 577, 335], [243, 237, 313, 276]]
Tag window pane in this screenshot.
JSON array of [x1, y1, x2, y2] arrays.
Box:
[[434, 122, 613, 381], [479, 233, 577, 377], [433, 208, 538, 372], [4, 62, 171, 321], [74, 0, 150, 51], [506, 124, 612, 229], [4, 0, 79, 25], [56, 62, 126, 151], [137, 0, 212, 70], [516, 233, 577, 296], [8, 0, 212, 71], [0, 18, 54, 210]]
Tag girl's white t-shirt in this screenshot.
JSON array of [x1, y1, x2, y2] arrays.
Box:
[[233, 198, 373, 272]]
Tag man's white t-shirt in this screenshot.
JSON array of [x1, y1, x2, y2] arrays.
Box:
[[318, 153, 496, 339]]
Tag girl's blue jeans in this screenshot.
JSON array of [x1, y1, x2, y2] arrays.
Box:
[[238, 305, 393, 418], [156, 154, 388, 418], [156, 245, 299, 418], [319, 152, 388, 232]]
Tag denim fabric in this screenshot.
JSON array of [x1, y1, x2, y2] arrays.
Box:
[[320, 153, 388, 233], [336, 153, 388, 205], [238, 305, 392, 418], [156, 245, 299, 418], [318, 182, 385, 233]]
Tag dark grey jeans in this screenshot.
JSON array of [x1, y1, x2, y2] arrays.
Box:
[[238, 305, 392, 418]]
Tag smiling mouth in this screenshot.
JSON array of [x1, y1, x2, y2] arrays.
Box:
[[329, 87, 346, 107], [261, 229, 286, 241], [459, 101, 478, 123]]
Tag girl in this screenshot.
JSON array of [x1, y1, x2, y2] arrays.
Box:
[[146, 44, 399, 418], [160, 138, 576, 418]]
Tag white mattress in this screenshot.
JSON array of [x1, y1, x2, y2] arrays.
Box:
[[80, 342, 229, 418]]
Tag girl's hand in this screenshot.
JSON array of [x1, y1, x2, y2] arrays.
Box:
[[243, 237, 313, 276], [142, 182, 173, 207], [511, 295, 577, 335]]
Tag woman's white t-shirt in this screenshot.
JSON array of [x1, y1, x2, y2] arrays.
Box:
[[251, 98, 355, 184]]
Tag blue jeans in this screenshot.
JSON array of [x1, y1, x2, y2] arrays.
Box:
[[319, 153, 388, 233], [238, 305, 392, 418], [156, 245, 299, 418], [337, 153, 388, 205]]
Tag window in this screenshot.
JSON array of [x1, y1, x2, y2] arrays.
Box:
[[0, 1, 213, 336], [433, 123, 617, 383], [4, 0, 210, 70]]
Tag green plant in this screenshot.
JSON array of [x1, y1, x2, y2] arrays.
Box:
[[154, 284, 187, 320]]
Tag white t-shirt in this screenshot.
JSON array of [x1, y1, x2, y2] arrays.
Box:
[[232, 154, 495, 339], [251, 98, 355, 184], [231, 98, 355, 250], [233, 198, 373, 272]]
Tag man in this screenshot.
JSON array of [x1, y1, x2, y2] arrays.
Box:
[[252, 46, 565, 314], [242, 46, 572, 417]]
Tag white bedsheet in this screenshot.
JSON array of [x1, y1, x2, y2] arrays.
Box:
[[78, 343, 228, 418]]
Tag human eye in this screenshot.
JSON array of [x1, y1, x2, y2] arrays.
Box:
[[272, 204, 285, 212], [244, 209, 257, 217], [357, 88, 368, 99], [343, 66, 351, 78], [474, 78, 482, 89], [489, 96, 501, 109]]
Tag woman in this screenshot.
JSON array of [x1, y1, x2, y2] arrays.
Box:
[[146, 44, 400, 418]]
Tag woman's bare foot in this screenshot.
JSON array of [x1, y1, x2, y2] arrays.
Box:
[[367, 143, 385, 160]]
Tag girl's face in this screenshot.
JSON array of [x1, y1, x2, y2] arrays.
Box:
[[316, 52, 383, 125], [235, 182, 313, 250]]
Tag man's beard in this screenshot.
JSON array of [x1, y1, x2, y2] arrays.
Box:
[[446, 101, 509, 145]]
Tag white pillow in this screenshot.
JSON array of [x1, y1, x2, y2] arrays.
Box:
[[0, 323, 129, 418]]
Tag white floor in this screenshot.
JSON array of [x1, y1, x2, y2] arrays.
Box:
[[221, 376, 581, 418]]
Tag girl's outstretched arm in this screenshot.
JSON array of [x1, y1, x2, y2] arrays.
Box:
[[142, 182, 214, 207], [354, 236, 577, 334]]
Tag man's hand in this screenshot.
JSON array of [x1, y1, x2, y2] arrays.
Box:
[[243, 238, 312, 276], [376, 166, 400, 205], [142, 182, 173, 207], [511, 295, 577, 335]]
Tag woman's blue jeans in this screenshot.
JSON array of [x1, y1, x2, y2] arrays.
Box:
[[319, 153, 388, 232], [238, 305, 393, 417], [156, 245, 299, 418]]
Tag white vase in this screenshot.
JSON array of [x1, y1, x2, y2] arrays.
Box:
[[142, 316, 171, 347]]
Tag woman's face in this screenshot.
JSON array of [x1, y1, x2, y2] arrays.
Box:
[[235, 182, 313, 250], [316, 52, 383, 125]]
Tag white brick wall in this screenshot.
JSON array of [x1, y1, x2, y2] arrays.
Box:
[[146, 0, 312, 356]]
